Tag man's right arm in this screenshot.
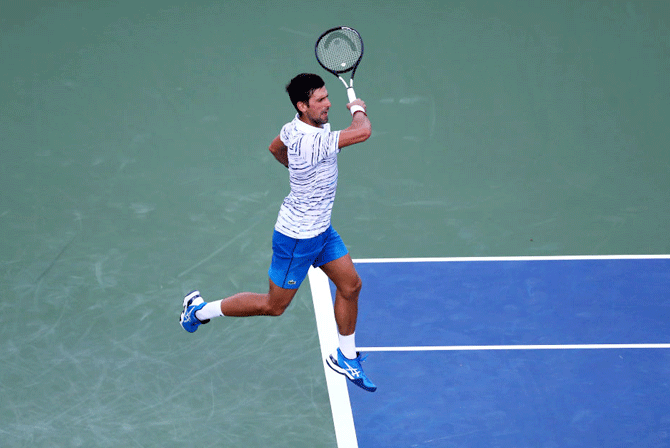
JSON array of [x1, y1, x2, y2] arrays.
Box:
[[338, 99, 371, 149]]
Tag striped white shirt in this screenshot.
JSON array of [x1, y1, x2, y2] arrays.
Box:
[[274, 114, 341, 239]]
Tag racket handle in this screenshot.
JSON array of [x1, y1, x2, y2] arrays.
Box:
[[347, 87, 357, 103]]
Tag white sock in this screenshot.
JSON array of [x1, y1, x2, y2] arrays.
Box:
[[195, 300, 224, 321], [338, 332, 357, 359]]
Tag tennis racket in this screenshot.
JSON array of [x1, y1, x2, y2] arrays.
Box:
[[315, 26, 364, 103]]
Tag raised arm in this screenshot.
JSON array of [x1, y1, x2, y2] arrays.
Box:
[[338, 99, 371, 149], [269, 135, 288, 168]]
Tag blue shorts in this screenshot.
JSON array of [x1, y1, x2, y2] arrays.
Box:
[[268, 225, 348, 289]]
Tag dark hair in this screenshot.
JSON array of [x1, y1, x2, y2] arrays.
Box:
[[285, 73, 325, 114]]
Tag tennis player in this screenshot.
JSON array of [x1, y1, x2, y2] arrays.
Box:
[[180, 73, 376, 392]]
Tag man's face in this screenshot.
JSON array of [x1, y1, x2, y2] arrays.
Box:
[[300, 86, 331, 126]]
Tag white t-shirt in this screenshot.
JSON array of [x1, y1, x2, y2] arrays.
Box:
[[274, 114, 341, 239]]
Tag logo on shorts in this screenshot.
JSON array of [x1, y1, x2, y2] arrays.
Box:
[[288, 280, 297, 285]]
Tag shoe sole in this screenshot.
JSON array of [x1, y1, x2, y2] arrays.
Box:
[[326, 355, 350, 378], [180, 290, 202, 326]]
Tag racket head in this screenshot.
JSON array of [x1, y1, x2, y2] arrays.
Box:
[[315, 26, 364, 76]]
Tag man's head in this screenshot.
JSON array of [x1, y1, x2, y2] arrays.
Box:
[[286, 73, 331, 126]]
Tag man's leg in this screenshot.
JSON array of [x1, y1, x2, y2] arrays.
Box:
[[181, 230, 315, 331], [180, 279, 298, 333], [319, 253, 362, 336], [321, 254, 376, 392], [218, 279, 298, 317]]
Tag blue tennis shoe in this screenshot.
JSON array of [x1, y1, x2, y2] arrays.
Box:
[[180, 290, 209, 333], [326, 348, 377, 392]]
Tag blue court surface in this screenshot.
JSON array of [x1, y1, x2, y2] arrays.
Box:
[[308, 256, 670, 448]]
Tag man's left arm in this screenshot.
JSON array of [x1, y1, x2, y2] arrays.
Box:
[[269, 135, 288, 168]]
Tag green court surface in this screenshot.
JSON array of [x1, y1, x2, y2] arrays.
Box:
[[1, 1, 668, 446]]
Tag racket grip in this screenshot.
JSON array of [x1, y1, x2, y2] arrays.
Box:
[[346, 87, 357, 103]]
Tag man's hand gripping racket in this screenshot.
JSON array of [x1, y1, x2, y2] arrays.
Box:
[[315, 26, 366, 116]]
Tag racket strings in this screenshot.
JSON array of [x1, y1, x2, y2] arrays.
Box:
[[316, 29, 362, 73]]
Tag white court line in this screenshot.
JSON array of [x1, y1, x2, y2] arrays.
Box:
[[358, 343, 670, 352], [308, 267, 358, 448], [354, 254, 670, 263]]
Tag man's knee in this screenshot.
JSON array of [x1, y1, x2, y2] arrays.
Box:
[[340, 275, 362, 300], [264, 284, 297, 316], [265, 303, 288, 316]]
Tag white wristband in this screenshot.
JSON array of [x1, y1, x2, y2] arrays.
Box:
[[349, 105, 366, 116]]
